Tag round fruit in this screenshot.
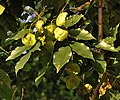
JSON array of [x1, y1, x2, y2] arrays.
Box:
[[45, 24, 56, 34], [64, 75, 80, 89], [54, 27, 68, 41], [35, 20, 44, 33], [66, 62, 80, 75], [22, 33, 36, 46], [56, 12, 68, 26]]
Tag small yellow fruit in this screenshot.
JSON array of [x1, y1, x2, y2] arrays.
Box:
[[22, 33, 36, 46], [45, 24, 56, 34], [38, 35, 46, 46], [54, 27, 68, 41], [56, 12, 68, 26], [35, 20, 44, 33], [84, 84, 93, 93]]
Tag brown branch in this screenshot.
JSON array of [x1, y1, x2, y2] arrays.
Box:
[[98, 0, 103, 40], [74, 0, 93, 12], [20, 88, 24, 100], [90, 72, 106, 100]]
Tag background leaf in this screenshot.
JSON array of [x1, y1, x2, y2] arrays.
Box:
[[0, 68, 13, 100], [53, 46, 72, 73], [70, 42, 94, 60]]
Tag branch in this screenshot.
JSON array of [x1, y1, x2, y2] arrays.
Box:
[[74, 0, 93, 12], [90, 72, 106, 100]]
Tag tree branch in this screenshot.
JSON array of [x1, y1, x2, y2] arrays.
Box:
[[74, 0, 93, 12]]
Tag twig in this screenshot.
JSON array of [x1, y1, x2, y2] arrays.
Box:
[[74, 0, 93, 12], [20, 88, 24, 100], [90, 72, 106, 100]]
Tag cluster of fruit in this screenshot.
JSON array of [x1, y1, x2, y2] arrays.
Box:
[[22, 12, 69, 47]]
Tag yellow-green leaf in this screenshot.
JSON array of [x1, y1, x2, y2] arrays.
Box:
[[0, 5, 5, 15]]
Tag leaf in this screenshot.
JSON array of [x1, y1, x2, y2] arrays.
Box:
[[15, 42, 40, 74], [70, 42, 94, 60], [91, 60, 106, 74], [65, 14, 83, 28], [53, 46, 72, 73], [6, 46, 29, 61], [0, 68, 13, 100], [12, 29, 31, 40], [35, 65, 48, 87], [15, 52, 31, 74], [64, 75, 80, 89], [110, 24, 119, 38], [69, 28, 96, 40], [0, 68, 11, 88], [96, 40, 118, 52], [0, 4, 5, 15]]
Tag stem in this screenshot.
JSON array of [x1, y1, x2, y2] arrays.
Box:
[[90, 0, 106, 100], [98, 0, 103, 40]]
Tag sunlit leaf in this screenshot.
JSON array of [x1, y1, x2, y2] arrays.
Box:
[[15, 42, 40, 74], [64, 75, 80, 89], [53, 46, 72, 73], [96, 40, 118, 52], [6, 46, 29, 61], [110, 24, 119, 38], [69, 28, 96, 40], [0, 4, 5, 15], [12, 29, 32, 40], [70, 42, 94, 60], [65, 14, 83, 28]]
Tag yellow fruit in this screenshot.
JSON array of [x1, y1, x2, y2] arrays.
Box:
[[35, 20, 44, 33], [84, 84, 93, 93], [38, 35, 46, 46], [22, 33, 36, 46], [54, 27, 68, 41], [45, 24, 56, 34], [56, 12, 68, 26]]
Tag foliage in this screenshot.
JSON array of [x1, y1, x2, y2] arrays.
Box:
[[0, 0, 120, 99]]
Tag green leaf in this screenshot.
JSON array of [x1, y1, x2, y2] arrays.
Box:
[[6, 46, 29, 61], [0, 4, 5, 15], [64, 75, 80, 89], [53, 46, 72, 73], [70, 42, 94, 60], [96, 40, 118, 52], [69, 28, 96, 40], [110, 23, 119, 38], [35, 65, 48, 87], [0, 68, 11, 88], [91, 60, 106, 74], [15, 42, 40, 74], [15, 52, 31, 74], [0, 68, 13, 100], [12, 29, 31, 40], [65, 14, 83, 28]]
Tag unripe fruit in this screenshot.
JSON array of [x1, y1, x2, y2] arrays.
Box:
[[45, 24, 56, 34], [66, 62, 80, 75], [56, 12, 68, 26], [22, 33, 36, 46], [54, 27, 68, 41], [35, 20, 44, 33]]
